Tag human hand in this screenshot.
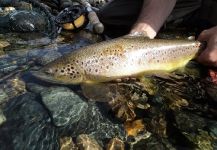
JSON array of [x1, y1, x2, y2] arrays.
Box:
[[129, 23, 157, 39], [129, 0, 176, 39], [197, 26, 217, 67]]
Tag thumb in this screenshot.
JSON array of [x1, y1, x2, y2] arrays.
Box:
[[198, 29, 212, 42], [197, 48, 210, 65]]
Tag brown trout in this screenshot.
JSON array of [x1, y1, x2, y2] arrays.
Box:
[[32, 36, 203, 84]]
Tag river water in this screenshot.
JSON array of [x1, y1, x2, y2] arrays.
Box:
[[0, 27, 216, 149]]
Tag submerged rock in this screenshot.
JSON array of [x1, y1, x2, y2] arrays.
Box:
[[35, 50, 62, 65], [0, 77, 26, 107], [106, 138, 125, 150], [0, 89, 8, 105], [0, 109, 6, 126], [129, 135, 175, 150], [124, 120, 145, 137], [62, 101, 126, 140], [76, 134, 103, 150], [28, 84, 126, 140], [82, 83, 149, 122], [40, 86, 88, 127], [183, 130, 214, 150], [0, 92, 59, 150], [60, 136, 78, 150], [174, 111, 207, 132], [26, 82, 46, 94]]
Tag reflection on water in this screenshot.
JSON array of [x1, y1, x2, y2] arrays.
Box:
[[0, 30, 216, 150]]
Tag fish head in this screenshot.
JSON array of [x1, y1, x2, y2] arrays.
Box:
[[31, 59, 84, 85]]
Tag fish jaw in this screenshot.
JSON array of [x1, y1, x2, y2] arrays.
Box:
[[31, 70, 82, 85]]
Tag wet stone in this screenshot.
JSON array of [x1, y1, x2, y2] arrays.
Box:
[[76, 134, 103, 150], [129, 135, 176, 150], [0, 109, 6, 126], [174, 111, 207, 132], [106, 138, 125, 150], [124, 120, 145, 137], [207, 121, 217, 149], [60, 136, 78, 150], [41, 86, 88, 127], [35, 50, 62, 65], [183, 130, 214, 150], [0, 92, 59, 150], [26, 82, 46, 94], [208, 121, 217, 138], [0, 89, 8, 105], [63, 102, 126, 140]]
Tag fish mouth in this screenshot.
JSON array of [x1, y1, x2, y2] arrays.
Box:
[[30, 70, 66, 85]]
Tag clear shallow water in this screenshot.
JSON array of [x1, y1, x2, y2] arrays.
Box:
[[0, 30, 216, 150]]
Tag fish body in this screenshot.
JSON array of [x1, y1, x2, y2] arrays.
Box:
[[32, 36, 203, 84]]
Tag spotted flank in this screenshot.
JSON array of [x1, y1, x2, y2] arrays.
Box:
[[32, 35, 203, 84]]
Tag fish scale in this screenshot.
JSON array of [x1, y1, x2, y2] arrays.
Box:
[[32, 36, 203, 84]]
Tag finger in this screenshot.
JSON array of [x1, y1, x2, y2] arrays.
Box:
[[197, 48, 217, 67], [197, 48, 212, 66], [198, 29, 212, 41]]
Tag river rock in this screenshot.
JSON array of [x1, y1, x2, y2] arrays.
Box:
[[174, 111, 207, 132], [41, 86, 88, 127], [64, 102, 126, 140], [106, 138, 125, 150], [35, 50, 62, 65], [26, 82, 46, 94], [129, 136, 175, 150], [76, 134, 103, 150], [0, 89, 8, 105], [60, 136, 78, 150], [0, 92, 59, 150], [0, 109, 6, 126]]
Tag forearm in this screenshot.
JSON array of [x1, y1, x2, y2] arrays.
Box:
[[131, 0, 176, 38]]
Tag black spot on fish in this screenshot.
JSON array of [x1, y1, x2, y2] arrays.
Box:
[[61, 70, 64, 73]]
